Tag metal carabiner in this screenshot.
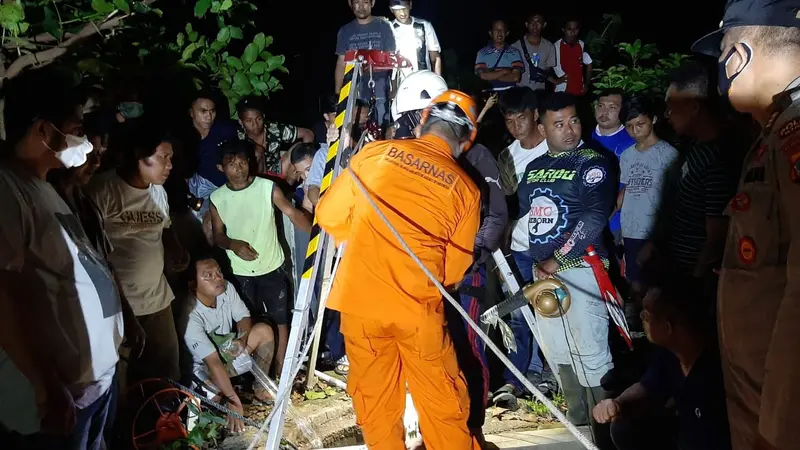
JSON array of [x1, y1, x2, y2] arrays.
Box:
[[368, 64, 375, 89]]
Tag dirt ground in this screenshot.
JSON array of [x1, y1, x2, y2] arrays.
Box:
[[220, 375, 566, 450]]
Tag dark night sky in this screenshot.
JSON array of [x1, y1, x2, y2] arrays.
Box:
[[257, 0, 728, 125]]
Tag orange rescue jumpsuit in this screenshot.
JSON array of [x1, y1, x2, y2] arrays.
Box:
[[316, 134, 481, 450]]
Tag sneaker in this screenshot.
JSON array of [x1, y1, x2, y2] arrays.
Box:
[[532, 366, 558, 397], [526, 371, 556, 397], [525, 371, 543, 388], [491, 383, 519, 410], [334, 355, 349, 376]]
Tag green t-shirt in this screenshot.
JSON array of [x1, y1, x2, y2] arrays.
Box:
[[210, 177, 284, 276]]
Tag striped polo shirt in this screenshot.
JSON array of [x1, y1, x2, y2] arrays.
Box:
[[666, 141, 739, 274], [474, 45, 524, 90]]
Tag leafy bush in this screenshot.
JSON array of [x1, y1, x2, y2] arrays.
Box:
[[176, 1, 288, 115], [592, 39, 691, 97], [0, 1, 287, 119]]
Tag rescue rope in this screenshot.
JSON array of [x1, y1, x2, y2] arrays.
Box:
[[245, 250, 345, 450], [346, 166, 599, 450], [245, 323, 320, 450]]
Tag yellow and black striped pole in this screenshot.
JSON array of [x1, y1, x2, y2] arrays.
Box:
[[300, 61, 356, 279], [265, 60, 360, 449]]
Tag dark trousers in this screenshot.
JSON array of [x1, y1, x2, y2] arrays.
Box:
[[445, 268, 490, 429], [506, 252, 544, 388], [129, 304, 181, 383], [1, 381, 117, 450], [325, 309, 346, 361], [610, 412, 678, 450]]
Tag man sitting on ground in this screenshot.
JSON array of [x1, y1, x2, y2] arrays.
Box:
[[183, 256, 276, 433], [593, 277, 731, 450]]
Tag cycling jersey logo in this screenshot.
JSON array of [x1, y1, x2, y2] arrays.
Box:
[[528, 188, 568, 244], [526, 168, 577, 184], [583, 166, 606, 186]]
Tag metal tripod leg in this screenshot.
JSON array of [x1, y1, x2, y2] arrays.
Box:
[[264, 61, 361, 450], [305, 238, 338, 388], [491, 249, 538, 340]]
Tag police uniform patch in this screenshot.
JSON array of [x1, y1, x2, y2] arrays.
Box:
[[730, 192, 751, 212], [781, 134, 800, 182], [778, 118, 800, 140], [738, 237, 757, 264], [583, 166, 605, 186]]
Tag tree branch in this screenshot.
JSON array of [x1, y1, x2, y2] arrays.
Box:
[[4, 0, 157, 80], [4, 32, 77, 50]]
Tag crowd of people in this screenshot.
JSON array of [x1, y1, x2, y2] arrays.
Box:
[[0, 1, 798, 450]]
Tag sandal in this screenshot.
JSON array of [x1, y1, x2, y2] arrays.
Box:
[[334, 355, 349, 376]]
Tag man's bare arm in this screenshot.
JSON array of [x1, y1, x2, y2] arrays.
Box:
[[204, 354, 238, 400], [584, 63, 593, 90], [272, 185, 312, 233], [496, 69, 522, 83], [478, 68, 510, 81], [430, 51, 442, 75], [693, 216, 728, 277], [307, 185, 321, 207], [296, 127, 314, 143], [334, 55, 346, 93], [210, 202, 233, 250]]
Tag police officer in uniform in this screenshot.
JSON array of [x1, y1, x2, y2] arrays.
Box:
[[516, 92, 616, 449], [692, 2, 800, 449]]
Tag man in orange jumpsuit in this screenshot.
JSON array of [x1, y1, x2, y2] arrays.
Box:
[[316, 90, 482, 450]]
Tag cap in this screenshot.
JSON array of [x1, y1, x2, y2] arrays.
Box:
[[692, 0, 800, 57], [390, 0, 409, 10]]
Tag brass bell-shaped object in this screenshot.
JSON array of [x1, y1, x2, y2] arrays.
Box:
[[521, 278, 571, 318]]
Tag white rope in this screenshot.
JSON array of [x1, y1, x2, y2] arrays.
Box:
[[246, 251, 345, 450], [245, 328, 317, 450], [346, 166, 599, 450]]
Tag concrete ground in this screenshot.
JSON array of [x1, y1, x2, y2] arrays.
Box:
[[327, 427, 592, 450]]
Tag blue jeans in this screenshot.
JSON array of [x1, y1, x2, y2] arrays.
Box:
[[2, 380, 117, 450], [505, 251, 543, 389], [187, 173, 218, 220]]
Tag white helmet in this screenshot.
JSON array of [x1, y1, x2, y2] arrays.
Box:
[[391, 70, 448, 121]]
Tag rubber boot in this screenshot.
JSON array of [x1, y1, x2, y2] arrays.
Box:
[[586, 385, 615, 450], [557, 365, 588, 425]]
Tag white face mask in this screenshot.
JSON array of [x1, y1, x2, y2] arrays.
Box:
[[43, 124, 94, 168]]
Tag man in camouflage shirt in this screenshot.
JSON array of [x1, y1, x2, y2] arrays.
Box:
[[236, 96, 314, 175]]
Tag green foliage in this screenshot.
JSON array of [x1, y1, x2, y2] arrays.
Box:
[[304, 385, 339, 400], [585, 13, 623, 67], [160, 402, 227, 450], [0, 1, 286, 119], [0, 2, 28, 40], [519, 392, 567, 419], [592, 39, 691, 97], [173, 0, 286, 115]]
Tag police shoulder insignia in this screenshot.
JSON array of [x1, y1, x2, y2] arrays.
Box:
[[583, 165, 606, 186], [778, 117, 800, 140]]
